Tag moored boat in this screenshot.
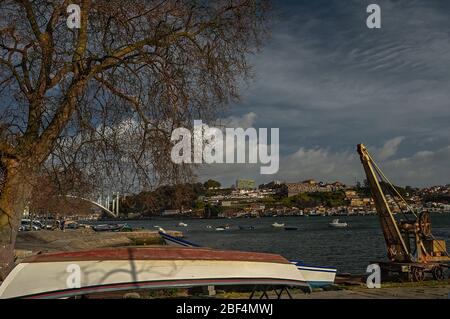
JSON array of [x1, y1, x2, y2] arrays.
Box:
[[238, 225, 255, 230], [328, 219, 348, 228], [271, 222, 285, 228], [215, 224, 230, 231], [159, 231, 200, 247], [92, 223, 126, 232]]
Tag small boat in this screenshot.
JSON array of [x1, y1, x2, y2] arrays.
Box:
[[271, 222, 285, 228], [177, 222, 188, 227], [215, 226, 229, 231], [238, 225, 255, 230], [215, 224, 230, 231], [290, 260, 337, 288], [206, 225, 213, 229], [159, 230, 200, 247], [284, 227, 298, 231], [328, 219, 348, 228], [92, 224, 125, 232]]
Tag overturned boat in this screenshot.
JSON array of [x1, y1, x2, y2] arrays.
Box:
[[0, 246, 310, 299]]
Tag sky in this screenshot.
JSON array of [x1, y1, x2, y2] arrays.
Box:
[[198, 0, 450, 188]]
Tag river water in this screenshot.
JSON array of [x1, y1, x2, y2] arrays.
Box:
[[104, 214, 450, 274]]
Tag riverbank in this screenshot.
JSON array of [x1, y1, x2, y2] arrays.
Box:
[[300, 281, 450, 299]]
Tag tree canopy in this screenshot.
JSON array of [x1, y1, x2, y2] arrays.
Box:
[[0, 0, 270, 279], [204, 179, 221, 189]]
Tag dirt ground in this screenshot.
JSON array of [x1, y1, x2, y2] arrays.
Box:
[[14, 228, 182, 259]]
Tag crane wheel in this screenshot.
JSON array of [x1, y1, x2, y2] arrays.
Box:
[[411, 267, 425, 282], [431, 266, 445, 281], [419, 212, 431, 237]]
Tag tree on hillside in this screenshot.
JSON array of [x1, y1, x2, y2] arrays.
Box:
[[204, 179, 221, 189], [0, 0, 269, 279]]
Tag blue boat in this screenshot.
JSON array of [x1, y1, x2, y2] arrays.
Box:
[[289, 260, 337, 288], [238, 225, 255, 230], [158, 231, 201, 247]]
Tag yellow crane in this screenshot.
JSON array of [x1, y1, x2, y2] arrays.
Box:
[[357, 144, 449, 281]]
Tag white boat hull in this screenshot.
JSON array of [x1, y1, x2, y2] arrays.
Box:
[[0, 247, 310, 299], [329, 219, 348, 228], [329, 223, 347, 228]]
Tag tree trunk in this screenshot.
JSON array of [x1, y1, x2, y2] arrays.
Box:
[[0, 160, 32, 281]]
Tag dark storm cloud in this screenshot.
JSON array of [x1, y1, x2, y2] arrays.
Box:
[[199, 0, 450, 187]]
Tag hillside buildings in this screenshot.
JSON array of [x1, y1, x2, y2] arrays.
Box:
[[286, 179, 345, 197], [235, 179, 256, 190]]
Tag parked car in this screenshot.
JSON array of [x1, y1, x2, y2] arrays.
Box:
[[65, 221, 79, 229], [20, 219, 41, 231]]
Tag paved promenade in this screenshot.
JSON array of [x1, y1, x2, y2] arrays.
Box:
[[296, 284, 450, 299]]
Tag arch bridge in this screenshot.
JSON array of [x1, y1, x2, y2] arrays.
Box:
[[62, 194, 121, 218]]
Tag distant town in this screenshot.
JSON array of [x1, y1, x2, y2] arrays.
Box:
[[75, 178, 450, 220]]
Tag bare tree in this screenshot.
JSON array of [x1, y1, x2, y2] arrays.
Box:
[[29, 166, 96, 218], [0, 0, 269, 279]]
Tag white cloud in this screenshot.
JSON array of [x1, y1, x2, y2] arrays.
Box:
[[221, 112, 257, 128], [376, 137, 405, 160], [383, 145, 450, 186], [199, 137, 450, 188], [198, 2, 450, 187], [276, 141, 450, 187]]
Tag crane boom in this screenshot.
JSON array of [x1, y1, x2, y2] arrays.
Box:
[[357, 144, 411, 262]]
